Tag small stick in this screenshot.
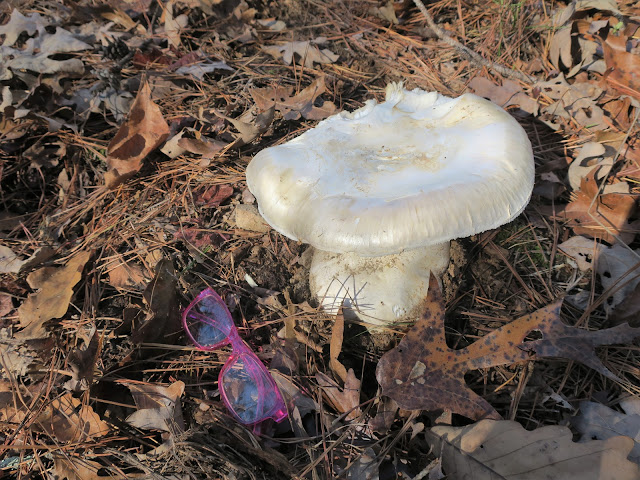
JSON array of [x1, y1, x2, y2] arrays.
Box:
[[413, 0, 535, 84]]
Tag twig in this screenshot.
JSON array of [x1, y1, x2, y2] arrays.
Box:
[[412, 0, 536, 84]]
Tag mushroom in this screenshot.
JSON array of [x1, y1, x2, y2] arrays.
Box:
[[246, 83, 534, 327]]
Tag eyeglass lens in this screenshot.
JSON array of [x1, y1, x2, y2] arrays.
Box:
[[221, 354, 286, 424], [185, 293, 233, 348]]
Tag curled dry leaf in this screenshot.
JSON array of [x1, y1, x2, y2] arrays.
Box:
[[17, 251, 91, 340], [105, 80, 170, 189], [122, 380, 185, 435], [215, 106, 275, 148], [0, 9, 91, 81], [316, 368, 362, 421], [429, 419, 640, 480], [376, 275, 640, 420], [329, 307, 348, 383], [250, 77, 337, 120]]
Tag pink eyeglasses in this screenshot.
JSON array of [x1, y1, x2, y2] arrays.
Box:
[[182, 288, 287, 425]]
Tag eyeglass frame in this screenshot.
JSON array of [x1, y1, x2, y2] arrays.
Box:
[[182, 288, 288, 425]]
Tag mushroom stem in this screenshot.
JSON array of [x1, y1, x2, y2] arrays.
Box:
[[309, 242, 451, 327]]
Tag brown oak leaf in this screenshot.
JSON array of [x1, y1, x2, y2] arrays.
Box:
[[17, 251, 91, 340], [555, 171, 637, 244], [250, 77, 337, 121], [376, 275, 640, 420], [601, 33, 640, 101], [105, 80, 170, 188]]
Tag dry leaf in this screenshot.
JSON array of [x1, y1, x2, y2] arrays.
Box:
[[215, 107, 274, 148], [329, 307, 348, 383], [175, 61, 233, 80], [610, 281, 640, 326], [316, 369, 362, 421], [537, 74, 606, 130], [601, 34, 640, 100], [468, 77, 538, 115], [429, 419, 640, 480], [64, 328, 102, 392], [250, 77, 337, 120], [376, 275, 640, 420], [556, 171, 637, 244], [549, 26, 573, 70], [107, 255, 148, 291], [51, 454, 130, 480], [559, 236, 640, 313], [174, 228, 229, 251], [0, 9, 90, 81], [105, 80, 170, 188], [262, 39, 339, 68], [0, 293, 13, 317], [195, 184, 234, 207], [572, 399, 640, 462], [178, 136, 226, 160], [122, 380, 185, 434], [132, 259, 181, 345], [567, 142, 614, 191], [162, 1, 188, 48], [0, 245, 25, 274], [257, 18, 286, 31], [370, 1, 399, 24], [36, 392, 110, 442], [17, 251, 91, 340]]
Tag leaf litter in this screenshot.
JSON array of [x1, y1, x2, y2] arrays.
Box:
[[2, 0, 640, 478], [377, 275, 640, 419]]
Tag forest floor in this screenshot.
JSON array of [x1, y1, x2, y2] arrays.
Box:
[[1, 0, 640, 478]]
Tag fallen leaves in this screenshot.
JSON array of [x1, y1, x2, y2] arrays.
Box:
[[35, 392, 110, 443], [0, 245, 25, 274], [559, 236, 640, 313], [250, 77, 337, 121], [601, 33, 640, 100], [215, 106, 275, 148], [376, 275, 640, 420], [316, 369, 362, 421], [429, 419, 640, 480], [17, 251, 91, 340], [262, 38, 339, 68], [131, 259, 181, 345], [0, 9, 90, 81], [468, 76, 538, 115], [556, 172, 637, 244], [572, 398, 640, 463], [104, 80, 170, 188], [122, 380, 185, 435]]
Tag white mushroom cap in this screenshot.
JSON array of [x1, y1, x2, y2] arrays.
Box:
[[246, 83, 534, 256]]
